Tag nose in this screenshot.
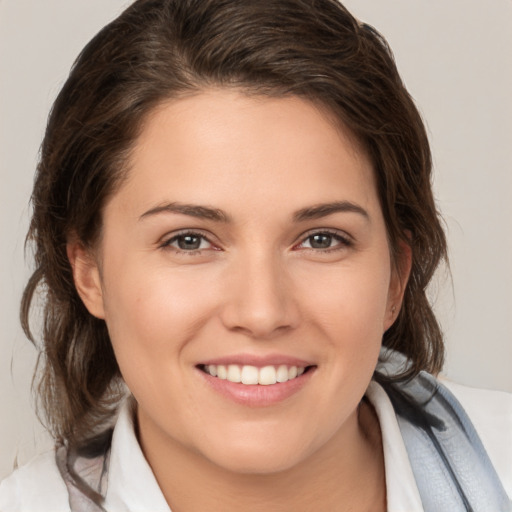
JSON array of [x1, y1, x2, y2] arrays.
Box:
[[219, 251, 300, 339]]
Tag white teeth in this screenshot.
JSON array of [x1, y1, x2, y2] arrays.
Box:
[[241, 365, 259, 385], [276, 365, 289, 383], [204, 364, 307, 385], [227, 365, 241, 383], [258, 366, 277, 385], [217, 365, 227, 379]]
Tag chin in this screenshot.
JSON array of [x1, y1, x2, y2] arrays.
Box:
[[209, 449, 304, 476], [198, 430, 317, 476]]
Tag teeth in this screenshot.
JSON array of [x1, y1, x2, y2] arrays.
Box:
[[241, 365, 259, 385], [227, 365, 241, 383], [276, 365, 289, 383], [258, 366, 276, 385], [204, 364, 306, 385], [217, 365, 227, 379]]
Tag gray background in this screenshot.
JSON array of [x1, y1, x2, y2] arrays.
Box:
[[1, 0, 511, 480]]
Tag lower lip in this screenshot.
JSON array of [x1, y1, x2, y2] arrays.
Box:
[[198, 367, 315, 407]]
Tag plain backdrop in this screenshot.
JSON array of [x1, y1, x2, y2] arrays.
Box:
[[1, 0, 511, 480]]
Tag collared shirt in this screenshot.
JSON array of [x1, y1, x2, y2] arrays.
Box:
[[1, 380, 511, 511]]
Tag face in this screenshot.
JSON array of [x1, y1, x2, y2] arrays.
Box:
[[72, 89, 407, 474]]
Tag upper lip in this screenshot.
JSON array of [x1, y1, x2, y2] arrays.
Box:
[[198, 354, 315, 368]]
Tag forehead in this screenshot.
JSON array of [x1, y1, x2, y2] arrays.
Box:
[[110, 89, 378, 221]]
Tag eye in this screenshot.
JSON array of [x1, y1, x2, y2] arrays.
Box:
[[297, 230, 352, 252], [160, 231, 214, 253]]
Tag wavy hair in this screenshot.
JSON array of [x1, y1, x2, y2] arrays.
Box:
[[22, 0, 447, 448]]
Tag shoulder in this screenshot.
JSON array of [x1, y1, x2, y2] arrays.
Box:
[[0, 449, 70, 512], [441, 379, 512, 499]]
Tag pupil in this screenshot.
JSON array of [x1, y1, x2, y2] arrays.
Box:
[[178, 235, 201, 250], [311, 234, 331, 249]]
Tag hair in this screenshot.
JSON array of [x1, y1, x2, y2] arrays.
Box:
[[21, 0, 447, 448]]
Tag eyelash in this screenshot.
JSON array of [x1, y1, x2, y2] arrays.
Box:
[[159, 229, 353, 256], [297, 230, 353, 253], [159, 230, 214, 256]]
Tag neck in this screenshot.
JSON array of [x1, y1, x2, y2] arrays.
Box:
[[137, 399, 386, 512]]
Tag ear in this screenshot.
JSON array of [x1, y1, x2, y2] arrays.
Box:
[[383, 239, 412, 331], [67, 240, 106, 319]]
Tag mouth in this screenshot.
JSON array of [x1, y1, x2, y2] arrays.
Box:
[[196, 355, 317, 406], [198, 363, 315, 386]]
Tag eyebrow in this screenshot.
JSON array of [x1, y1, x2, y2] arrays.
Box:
[[292, 201, 369, 222], [139, 200, 369, 223], [139, 202, 231, 222]]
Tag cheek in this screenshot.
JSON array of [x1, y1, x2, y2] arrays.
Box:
[[99, 266, 214, 435], [294, 252, 392, 402], [297, 257, 391, 333], [100, 260, 219, 377]]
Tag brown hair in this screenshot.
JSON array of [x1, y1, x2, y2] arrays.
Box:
[[22, 0, 447, 448]]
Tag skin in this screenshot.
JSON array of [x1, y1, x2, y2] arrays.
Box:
[[69, 89, 410, 511]]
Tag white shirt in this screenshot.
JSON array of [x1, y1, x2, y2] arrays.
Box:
[[1, 380, 511, 511]]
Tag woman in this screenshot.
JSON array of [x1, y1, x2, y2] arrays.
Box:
[[0, 0, 510, 510]]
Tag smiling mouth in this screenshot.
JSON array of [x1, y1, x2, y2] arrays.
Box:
[[198, 364, 315, 386]]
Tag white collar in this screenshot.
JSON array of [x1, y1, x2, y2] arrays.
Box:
[[104, 384, 423, 511], [104, 398, 170, 511]]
